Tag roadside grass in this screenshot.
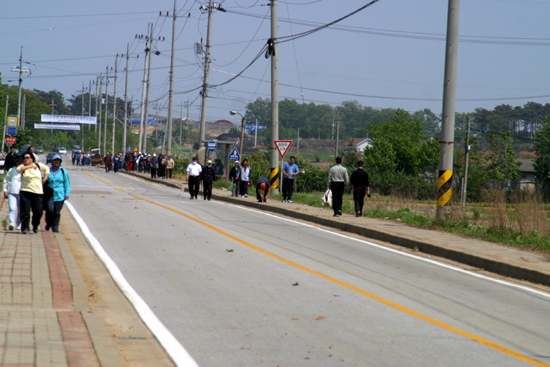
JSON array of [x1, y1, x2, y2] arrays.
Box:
[[279, 190, 550, 252]]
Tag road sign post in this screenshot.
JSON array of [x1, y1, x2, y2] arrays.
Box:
[[274, 140, 293, 196]]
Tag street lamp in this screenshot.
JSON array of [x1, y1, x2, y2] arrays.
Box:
[[230, 110, 246, 158]]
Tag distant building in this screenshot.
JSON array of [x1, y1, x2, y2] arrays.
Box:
[[350, 138, 373, 153], [517, 159, 536, 190]]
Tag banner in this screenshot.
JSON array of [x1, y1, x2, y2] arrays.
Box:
[[41, 114, 96, 124], [35, 124, 81, 131]]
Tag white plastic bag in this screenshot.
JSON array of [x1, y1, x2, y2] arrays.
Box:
[[322, 189, 332, 207]]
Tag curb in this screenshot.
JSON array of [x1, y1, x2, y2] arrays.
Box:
[[119, 170, 550, 288]]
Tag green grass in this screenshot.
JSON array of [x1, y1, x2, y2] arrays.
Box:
[[276, 190, 550, 252]]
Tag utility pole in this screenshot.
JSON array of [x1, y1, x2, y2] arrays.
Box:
[[179, 103, 183, 145], [21, 95, 26, 129], [199, 0, 215, 146], [14, 47, 27, 124], [112, 55, 118, 154], [98, 75, 103, 148], [137, 24, 151, 153], [94, 75, 100, 133], [268, 0, 280, 193], [436, 0, 461, 219], [103, 66, 110, 156], [335, 121, 340, 159], [88, 80, 92, 117], [297, 127, 299, 153], [255, 119, 258, 147], [461, 117, 471, 213], [165, 0, 177, 156], [143, 25, 155, 153], [123, 44, 130, 153], [2, 95, 9, 153]]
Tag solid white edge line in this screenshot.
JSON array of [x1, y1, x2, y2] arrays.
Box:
[[65, 201, 199, 367], [214, 201, 550, 300]]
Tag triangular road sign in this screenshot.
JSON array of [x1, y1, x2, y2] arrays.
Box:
[[274, 140, 293, 158]]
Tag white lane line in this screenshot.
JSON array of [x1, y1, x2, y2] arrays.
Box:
[[65, 201, 199, 367], [214, 201, 550, 300]]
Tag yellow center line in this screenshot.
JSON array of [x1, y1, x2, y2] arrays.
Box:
[[113, 187, 126, 192], [81, 170, 110, 185], [132, 194, 548, 367]]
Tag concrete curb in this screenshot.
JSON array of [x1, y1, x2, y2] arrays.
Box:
[[119, 170, 550, 288]]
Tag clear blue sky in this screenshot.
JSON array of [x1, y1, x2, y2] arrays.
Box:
[[2, 0, 550, 124]]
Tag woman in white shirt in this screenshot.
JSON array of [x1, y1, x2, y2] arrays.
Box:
[[3, 155, 24, 230]]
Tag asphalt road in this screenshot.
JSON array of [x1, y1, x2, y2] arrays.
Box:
[[63, 164, 550, 367]]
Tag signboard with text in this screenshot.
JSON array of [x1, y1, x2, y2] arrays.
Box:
[[7, 116, 18, 127], [6, 137, 16, 145], [35, 124, 80, 131], [41, 115, 97, 124]]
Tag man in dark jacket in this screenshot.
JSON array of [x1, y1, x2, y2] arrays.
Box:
[[350, 160, 370, 217], [201, 159, 216, 201], [5, 145, 17, 172]]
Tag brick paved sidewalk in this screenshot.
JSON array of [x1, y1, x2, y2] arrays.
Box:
[[0, 197, 117, 367]]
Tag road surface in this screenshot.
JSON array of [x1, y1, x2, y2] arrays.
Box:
[[64, 165, 550, 367]]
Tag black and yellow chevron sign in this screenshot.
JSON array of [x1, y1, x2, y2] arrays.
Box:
[[437, 170, 452, 206], [270, 167, 279, 189]]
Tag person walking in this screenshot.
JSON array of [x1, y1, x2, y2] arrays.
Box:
[[282, 156, 300, 203], [104, 153, 112, 173], [166, 155, 175, 179], [159, 154, 166, 179], [45, 154, 71, 233], [5, 145, 17, 172], [327, 156, 349, 217], [150, 154, 159, 179], [239, 159, 251, 198], [17, 152, 50, 234], [256, 176, 270, 203], [350, 160, 370, 217], [201, 158, 216, 201], [113, 154, 120, 173], [186, 157, 202, 199], [229, 160, 240, 197], [3, 155, 23, 230]]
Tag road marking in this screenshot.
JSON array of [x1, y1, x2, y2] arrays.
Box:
[[113, 187, 126, 192], [216, 203, 550, 300], [81, 170, 110, 185], [65, 201, 198, 367], [133, 195, 549, 367]]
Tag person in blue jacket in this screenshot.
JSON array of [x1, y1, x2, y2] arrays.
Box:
[[45, 154, 71, 233]]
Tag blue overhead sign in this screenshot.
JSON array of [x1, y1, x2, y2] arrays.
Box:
[[245, 124, 266, 133], [207, 140, 218, 151], [228, 147, 240, 161]]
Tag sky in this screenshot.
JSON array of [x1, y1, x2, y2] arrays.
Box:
[[2, 0, 550, 125]]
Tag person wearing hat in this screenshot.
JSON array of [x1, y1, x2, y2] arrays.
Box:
[[229, 160, 240, 197], [150, 153, 159, 179], [186, 157, 202, 199], [256, 176, 271, 203], [3, 155, 24, 230], [239, 159, 251, 198], [44, 154, 71, 233], [17, 151, 50, 234], [201, 158, 216, 201]]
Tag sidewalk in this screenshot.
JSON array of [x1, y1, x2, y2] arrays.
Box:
[[121, 169, 550, 289], [0, 197, 122, 367]]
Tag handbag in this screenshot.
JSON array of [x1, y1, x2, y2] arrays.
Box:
[[322, 188, 332, 207]]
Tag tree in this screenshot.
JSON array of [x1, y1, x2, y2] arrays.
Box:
[[486, 130, 522, 189], [364, 110, 439, 198], [533, 116, 550, 198]]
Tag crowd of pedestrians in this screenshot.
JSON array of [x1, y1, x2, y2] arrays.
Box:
[[72, 151, 92, 166]]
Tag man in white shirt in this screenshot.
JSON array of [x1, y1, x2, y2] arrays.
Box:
[[186, 157, 202, 199]]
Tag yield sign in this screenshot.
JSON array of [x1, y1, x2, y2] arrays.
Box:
[[274, 140, 293, 158]]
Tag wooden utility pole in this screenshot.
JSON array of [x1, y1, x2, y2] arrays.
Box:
[[143, 24, 154, 153], [199, 0, 215, 145], [166, 0, 177, 156], [334, 121, 340, 159], [269, 0, 280, 193], [461, 117, 471, 213]]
